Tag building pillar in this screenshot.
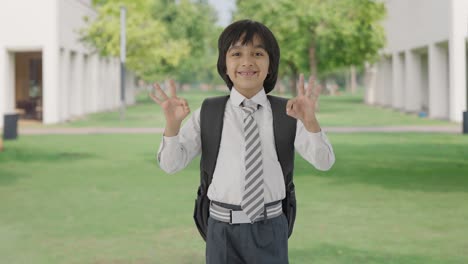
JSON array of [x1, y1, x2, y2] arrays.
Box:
[[89, 54, 99, 113], [420, 52, 429, 112], [449, 0, 467, 122], [98, 57, 105, 111], [110, 58, 116, 109], [375, 60, 385, 105], [0, 50, 16, 127], [43, 45, 60, 124], [392, 52, 405, 109], [82, 54, 90, 114], [105, 58, 111, 110], [116, 59, 122, 106], [429, 43, 449, 119], [69, 52, 78, 117], [364, 63, 377, 105], [383, 56, 393, 107], [75, 53, 84, 116], [100, 57, 106, 111], [126, 69, 135, 105], [59, 48, 70, 121], [0, 48, 5, 127], [405, 50, 421, 112], [112, 58, 119, 108]]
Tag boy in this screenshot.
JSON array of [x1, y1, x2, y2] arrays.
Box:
[[150, 20, 335, 264]]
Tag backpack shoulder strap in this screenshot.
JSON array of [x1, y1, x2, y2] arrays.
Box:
[[268, 95, 298, 238], [267, 95, 297, 179], [200, 95, 230, 186], [194, 95, 229, 241]]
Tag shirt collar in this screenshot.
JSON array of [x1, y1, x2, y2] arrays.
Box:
[[230, 87, 268, 108]]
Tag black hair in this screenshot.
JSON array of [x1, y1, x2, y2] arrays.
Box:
[[217, 19, 280, 94]]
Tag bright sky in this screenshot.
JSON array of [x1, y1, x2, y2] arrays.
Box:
[[207, 0, 236, 27]]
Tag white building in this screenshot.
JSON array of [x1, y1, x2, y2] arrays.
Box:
[[0, 0, 136, 127], [365, 0, 468, 122]]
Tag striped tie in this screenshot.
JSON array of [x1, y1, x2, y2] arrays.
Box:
[[240, 99, 264, 223]]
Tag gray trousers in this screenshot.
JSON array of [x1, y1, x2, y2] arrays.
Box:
[[206, 214, 289, 264]]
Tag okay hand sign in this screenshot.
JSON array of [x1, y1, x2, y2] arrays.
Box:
[[286, 74, 322, 132], [149, 80, 190, 135]]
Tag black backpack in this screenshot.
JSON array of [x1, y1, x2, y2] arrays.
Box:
[[193, 95, 297, 241]]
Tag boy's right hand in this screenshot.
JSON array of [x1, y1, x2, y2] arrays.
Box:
[[149, 80, 190, 136]]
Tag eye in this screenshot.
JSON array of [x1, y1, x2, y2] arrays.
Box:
[[231, 52, 240, 56], [255, 52, 264, 56]]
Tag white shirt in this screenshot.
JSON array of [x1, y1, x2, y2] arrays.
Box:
[[158, 88, 335, 205]]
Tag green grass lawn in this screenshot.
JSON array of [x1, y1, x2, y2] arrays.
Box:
[[25, 89, 457, 128], [1, 133, 467, 263]]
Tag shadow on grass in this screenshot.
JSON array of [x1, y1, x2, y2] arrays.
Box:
[[295, 141, 468, 193], [290, 243, 461, 264], [0, 147, 95, 163], [0, 144, 96, 185], [0, 168, 28, 185]]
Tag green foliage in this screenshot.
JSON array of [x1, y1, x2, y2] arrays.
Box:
[[314, 0, 387, 74], [153, 0, 222, 84], [234, 0, 307, 79], [235, 0, 386, 79], [81, 0, 221, 83]]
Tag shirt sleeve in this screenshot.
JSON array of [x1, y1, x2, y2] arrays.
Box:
[[157, 108, 202, 174], [294, 120, 335, 171]]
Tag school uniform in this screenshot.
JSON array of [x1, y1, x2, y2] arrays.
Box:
[[158, 88, 335, 263]]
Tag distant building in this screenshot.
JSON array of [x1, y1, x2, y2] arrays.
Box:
[[365, 0, 468, 122], [0, 0, 136, 127]]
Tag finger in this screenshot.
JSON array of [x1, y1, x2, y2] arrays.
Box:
[[297, 74, 305, 96], [153, 82, 169, 100], [148, 91, 162, 105], [169, 79, 177, 98], [286, 99, 294, 112], [178, 98, 189, 112], [179, 98, 189, 109], [286, 100, 299, 119], [306, 75, 315, 97], [286, 107, 298, 119], [312, 84, 323, 102]]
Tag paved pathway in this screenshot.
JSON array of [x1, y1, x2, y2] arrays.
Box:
[[18, 125, 462, 135]]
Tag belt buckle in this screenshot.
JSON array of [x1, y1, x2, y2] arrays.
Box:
[[230, 210, 251, 224]]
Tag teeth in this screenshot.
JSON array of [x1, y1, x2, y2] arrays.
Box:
[[239, 72, 256, 76]]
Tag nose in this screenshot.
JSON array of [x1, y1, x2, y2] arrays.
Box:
[[241, 55, 254, 67]]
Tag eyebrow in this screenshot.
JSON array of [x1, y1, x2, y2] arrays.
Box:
[[228, 44, 266, 51]]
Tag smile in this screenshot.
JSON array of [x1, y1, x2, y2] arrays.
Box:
[[237, 71, 258, 76]]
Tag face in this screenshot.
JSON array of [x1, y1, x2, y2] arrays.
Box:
[[225, 35, 270, 98]]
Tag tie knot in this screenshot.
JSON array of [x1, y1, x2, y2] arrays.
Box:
[[241, 99, 258, 115]]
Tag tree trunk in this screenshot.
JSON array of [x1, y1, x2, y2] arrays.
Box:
[[345, 69, 351, 93], [309, 42, 318, 77], [350, 65, 357, 94], [308, 42, 320, 112], [288, 62, 298, 97]]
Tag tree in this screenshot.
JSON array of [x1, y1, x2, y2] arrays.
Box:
[[235, 0, 386, 94], [81, 0, 220, 84], [154, 0, 221, 85], [235, 0, 308, 95]]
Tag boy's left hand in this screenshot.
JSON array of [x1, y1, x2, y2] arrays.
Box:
[[286, 74, 322, 133]]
